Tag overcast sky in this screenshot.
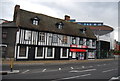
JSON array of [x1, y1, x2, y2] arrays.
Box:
[[0, 0, 119, 41]]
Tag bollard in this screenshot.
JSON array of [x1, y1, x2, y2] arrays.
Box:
[[10, 58, 13, 72]]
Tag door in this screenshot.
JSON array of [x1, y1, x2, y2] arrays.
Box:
[[28, 46, 35, 60], [72, 52, 76, 59], [54, 48, 60, 60]]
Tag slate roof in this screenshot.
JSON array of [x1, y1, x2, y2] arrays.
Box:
[[15, 9, 96, 39]]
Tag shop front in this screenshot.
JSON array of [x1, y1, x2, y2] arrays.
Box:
[[70, 49, 87, 60]]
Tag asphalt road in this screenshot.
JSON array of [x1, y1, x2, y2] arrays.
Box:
[[2, 60, 119, 81]]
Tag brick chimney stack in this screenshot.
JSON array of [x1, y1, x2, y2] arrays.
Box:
[[13, 5, 20, 22], [64, 15, 70, 21]]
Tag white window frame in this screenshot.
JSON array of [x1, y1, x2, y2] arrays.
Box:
[[25, 30, 31, 40], [35, 47, 44, 59], [33, 20, 39, 25], [60, 48, 68, 58], [45, 47, 55, 58], [17, 46, 28, 59]]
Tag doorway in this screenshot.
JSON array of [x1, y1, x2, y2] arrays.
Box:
[[28, 46, 35, 60]]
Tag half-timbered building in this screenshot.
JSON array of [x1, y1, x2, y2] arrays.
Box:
[[1, 5, 97, 60]]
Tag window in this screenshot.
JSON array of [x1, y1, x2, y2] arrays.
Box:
[[52, 34, 58, 43], [39, 32, 45, 42], [2, 32, 7, 39], [55, 22, 64, 29], [63, 35, 67, 44], [62, 48, 67, 57], [80, 28, 86, 34], [25, 30, 31, 40], [86, 39, 90, 46], [47, 47, 52, 57], [92, 40, 96, 46], [79, 38, 83, 45], [72, 37, 76, 44], [31, 16, 40, 25], [19, 46, 26, 57], [37, 47, 43, 57]]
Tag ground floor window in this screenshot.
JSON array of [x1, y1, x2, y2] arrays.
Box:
[[37, 47, 43, 57], [19, 46, 26, 57], [60, 48, 68, 58], [47, 47, 52, 57]]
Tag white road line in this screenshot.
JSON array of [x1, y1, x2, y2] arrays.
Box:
[[71, 67, 74, 69], [70, 69, 96, 73], [42, 69, 46, 72], [82, 66, 85, 68], [62, 74, 91, 80], [59, 68, 61, 70], [89, 66, 93, 68], [102, 69, 117, 73], [22, 70, 29, 74]]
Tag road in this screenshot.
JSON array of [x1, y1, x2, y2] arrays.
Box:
[[2, 59, 119, 81]]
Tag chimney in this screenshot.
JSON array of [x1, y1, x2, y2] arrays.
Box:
[[64, 15, 70, 21], [13, 5, 20, 22]]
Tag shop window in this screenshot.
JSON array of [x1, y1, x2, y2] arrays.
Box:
[[37, 47, 43, 57], [39, 32, 45, 42], [63, 35, 67, 44], [62, 48, 67, 57], [19, 46, 26, 57], [52, 34, 58, 43], [25, 30, 31, 40], [47, 47, 52, 57]]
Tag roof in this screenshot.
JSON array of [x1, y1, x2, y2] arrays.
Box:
[[15, 9, 96, 39], [0, 21, 17, 28]]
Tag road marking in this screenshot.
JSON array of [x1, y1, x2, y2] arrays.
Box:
[[61, 74, 91, 80], [70, 69, 96, 73], [82, 66, 85, 68], [22, 70, 29, 74], [71, 67, 74, 69], [59, 68, 61, 70], [103, 64, 106, 65], [102, 69, 117, 73], [42, 69, 46, 72], [89, 66, 93, 68]]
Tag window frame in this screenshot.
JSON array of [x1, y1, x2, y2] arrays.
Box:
[[39, 32, 45, 42], [24, 30, 31, 41]]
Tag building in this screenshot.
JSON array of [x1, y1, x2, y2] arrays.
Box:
[[66, 16, 113, 59], [1, 5, 97, 60], [114, 40, 120, 54]]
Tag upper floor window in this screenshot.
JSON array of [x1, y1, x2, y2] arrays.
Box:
[[92, 40, 96, 46], [86, 39, 90, 46], [72, 37, 76, 44], [79, 38, 83, 45], [25, 30, 31, 40], [52, 34, 58, 43], [31, 16, 40, 25], [80, 28, 86, 34], [62, 35, 67, 44], [39, 32, 45, 42], [55, 22, 64, 29], [2, 32, 7, 39]]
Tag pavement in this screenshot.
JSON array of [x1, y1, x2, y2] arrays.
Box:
[[2, 58, 114, 65]]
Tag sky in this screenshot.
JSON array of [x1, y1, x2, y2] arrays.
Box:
[[0, 0, 119, 41]]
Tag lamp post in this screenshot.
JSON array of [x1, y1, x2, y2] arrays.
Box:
[[97, 29, 101, 59]]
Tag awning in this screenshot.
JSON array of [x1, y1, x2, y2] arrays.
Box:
[[70, 49, 87, 52]]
